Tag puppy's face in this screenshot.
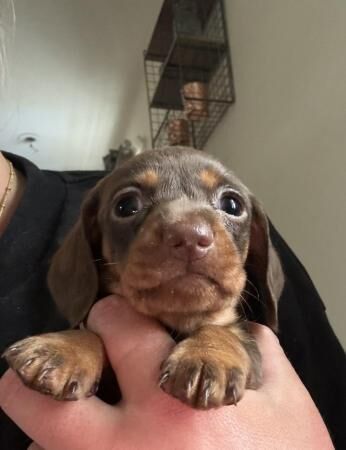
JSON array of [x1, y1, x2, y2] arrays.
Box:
[[99, 149, 251, 325], [49, 147, 283, 333]]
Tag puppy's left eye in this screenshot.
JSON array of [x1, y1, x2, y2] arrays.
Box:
[[219, 194, 243, 217], [115, 192, 143, 218]]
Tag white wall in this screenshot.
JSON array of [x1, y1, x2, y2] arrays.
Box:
[[205, 0, 346, 345], [0, 0, 160, 170], [120, 0, 346, 346]]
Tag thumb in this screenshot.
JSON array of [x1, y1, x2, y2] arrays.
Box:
[[87, 296, 175, 404], [248, 323, 308, 394]]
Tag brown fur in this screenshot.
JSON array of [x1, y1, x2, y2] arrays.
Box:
[[160, 323, 261, 408], [4, 147, 284, 407], [3, 330, 104, 400]]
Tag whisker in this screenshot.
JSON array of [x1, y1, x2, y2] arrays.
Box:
[[245, 278, 261, 300], [102, 262, 120, 266], [243, 287, 266, 308], [239, 294, 253, 316], [242, 288, 258, 299], [242, 288, 263, 305]]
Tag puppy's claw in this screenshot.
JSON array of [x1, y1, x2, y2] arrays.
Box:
[[86, 380, 100, 397], [159, 371, 170, 387], [202, 387, 211, 409], [22, 357, 36, 368], [64, 381, 79, 400], [233, 387, 238, 406], [224, 369, 245, 406], [36, 367, 53, 383], [2, 345, 23, 358]]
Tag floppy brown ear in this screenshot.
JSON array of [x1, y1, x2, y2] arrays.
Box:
[[244, 198, 284, 332], [48, 190, 101, 327]]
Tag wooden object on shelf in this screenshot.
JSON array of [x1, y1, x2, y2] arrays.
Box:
[[182, 81, 209, 120], [150, 35, 226, 109], [167, 118, 190, 146]]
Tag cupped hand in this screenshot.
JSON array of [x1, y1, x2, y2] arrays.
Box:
[[0, 296, 333, 450]]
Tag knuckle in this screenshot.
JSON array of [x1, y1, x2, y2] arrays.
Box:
[[87, 296, 124, 330], [251, 322, 279, 345]]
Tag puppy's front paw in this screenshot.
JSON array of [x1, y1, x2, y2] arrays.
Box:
[[159, 342, 248, 409], [3, 330, 104, 400], [159, 325, 262, 409]]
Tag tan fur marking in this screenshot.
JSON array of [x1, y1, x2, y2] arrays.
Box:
[[135, 169, 158, 187], [200, 169, 220, 189]]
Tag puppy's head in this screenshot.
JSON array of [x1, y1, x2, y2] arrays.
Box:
[[48, 147, 284, 333]]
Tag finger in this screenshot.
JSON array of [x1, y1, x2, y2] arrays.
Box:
[[87, 295, 175, 403], [246, 323, 332, 443], [0, 369, 117, 450], [248, 323, 303, 391], [247, 323, 284, 378]]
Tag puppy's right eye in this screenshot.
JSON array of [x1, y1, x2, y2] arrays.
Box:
[[114, 193, 143, 218]]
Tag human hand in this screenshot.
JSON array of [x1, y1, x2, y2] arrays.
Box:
[[0, 296, 333, 450]]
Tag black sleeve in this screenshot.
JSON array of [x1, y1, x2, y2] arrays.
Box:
[[270, 224, 346, 449]]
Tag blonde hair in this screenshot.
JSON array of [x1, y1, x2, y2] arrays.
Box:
[[0, 0, 15, 86]]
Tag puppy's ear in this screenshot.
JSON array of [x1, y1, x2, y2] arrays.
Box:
[[48, 189, 101, 327], [245, 198, 284, 332]]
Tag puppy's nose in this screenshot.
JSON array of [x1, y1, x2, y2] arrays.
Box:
[[164, 220, 214, 261]]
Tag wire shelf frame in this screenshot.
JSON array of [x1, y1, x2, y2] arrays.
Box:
[[144, 0, 234, 149]]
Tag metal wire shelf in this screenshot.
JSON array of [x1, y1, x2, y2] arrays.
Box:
[[144, 0, 234, 149]]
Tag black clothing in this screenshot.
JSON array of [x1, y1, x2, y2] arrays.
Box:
[[0, 152, 345, 449]]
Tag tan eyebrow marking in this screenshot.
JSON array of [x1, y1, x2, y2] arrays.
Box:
[[200, 169, 220, 189], [135, 169, 159, 187]]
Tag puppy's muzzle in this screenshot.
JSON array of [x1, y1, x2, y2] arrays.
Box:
[[164, 219, 214, 261]]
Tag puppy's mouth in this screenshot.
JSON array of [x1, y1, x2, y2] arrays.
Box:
[[164, 271, 226, 295], [140, 271, 224, 297], [121, 265, 236, 317], [169, 272, 220, 287]]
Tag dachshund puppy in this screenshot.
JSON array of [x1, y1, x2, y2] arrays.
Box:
[[4, 147, 284, 409]]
